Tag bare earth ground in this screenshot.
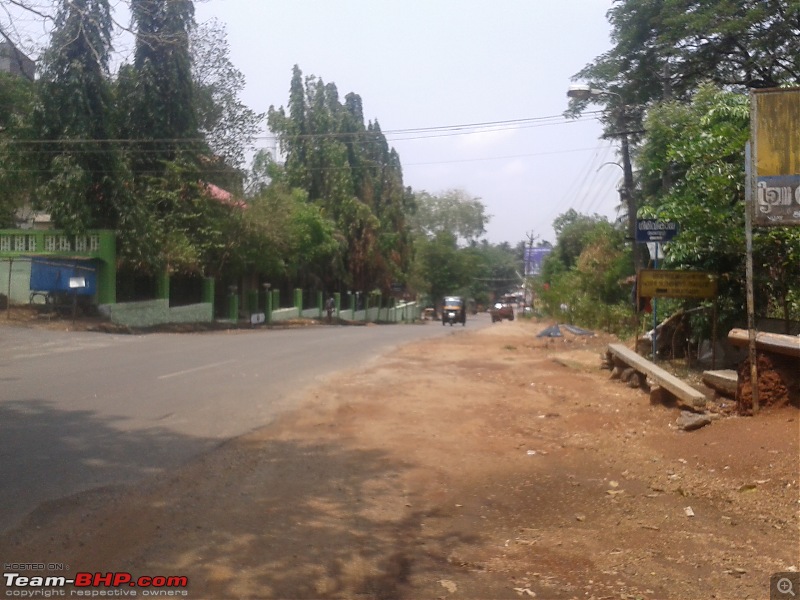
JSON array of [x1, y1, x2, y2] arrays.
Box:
[[1, 313, 798, 600]]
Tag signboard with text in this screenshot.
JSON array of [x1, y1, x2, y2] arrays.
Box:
[[635, 219, 679, 243], [638, 269, 717, 299], [524, 247, 552, 276], [751, 87, 800, 226], [755, 175, 800, 224]]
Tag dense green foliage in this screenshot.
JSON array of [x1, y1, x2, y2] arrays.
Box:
[[267, 65, 413, 294], [126, 0, 197, 170], [573, 0, 800, 132], [638, 85, 800, 330], [242, 160, 342, 288], [404, 189, 518, 308], [538, 210, 633, 333], [0, 73, 36, 227], [32, 0, 125, 231], [464, 241, 521, 307], [559, 1, 800, 338]]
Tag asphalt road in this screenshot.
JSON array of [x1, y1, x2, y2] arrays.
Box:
[[0, 315, 489, 533]]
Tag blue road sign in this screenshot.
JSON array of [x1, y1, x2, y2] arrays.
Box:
[[636, 219, 679, 243]]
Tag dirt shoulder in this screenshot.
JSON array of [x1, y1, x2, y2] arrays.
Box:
[[1, 318, 798, 600]]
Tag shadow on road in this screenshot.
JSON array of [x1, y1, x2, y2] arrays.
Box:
[[126, 435, 483, 599], [0, 398, 217, 534], [0, 411, 486, 599]]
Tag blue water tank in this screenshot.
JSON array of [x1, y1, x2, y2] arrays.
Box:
[[29, 258, 97, 296]]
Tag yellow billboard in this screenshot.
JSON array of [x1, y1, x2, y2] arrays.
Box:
[[638, 270, 717, 299], [751, 88, 800, 226]]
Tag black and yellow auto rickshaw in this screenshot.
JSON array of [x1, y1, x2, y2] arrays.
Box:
[[442, 296, 466, 326]]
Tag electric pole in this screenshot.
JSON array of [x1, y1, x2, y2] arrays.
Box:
[[525, 230, 539, 311]]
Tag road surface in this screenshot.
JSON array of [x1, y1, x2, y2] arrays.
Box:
[[0, 317, 487, 533]]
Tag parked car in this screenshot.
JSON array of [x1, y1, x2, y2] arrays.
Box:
[[489, 301, 514, 323]]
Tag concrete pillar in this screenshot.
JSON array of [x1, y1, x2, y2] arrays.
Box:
[[155, 270, 170, 301], [202, 277, 215, 315], [228, 285, 238, 322], [247, 289, 259, 315], [294, 288, 303, 312], [96, 230, 116, 305]]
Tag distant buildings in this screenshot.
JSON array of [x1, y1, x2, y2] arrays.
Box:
[[0, 41, 35, 81]]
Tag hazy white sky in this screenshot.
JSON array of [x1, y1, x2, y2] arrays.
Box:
[[16, 0, 624, 246], [189, 1, 624, 246]]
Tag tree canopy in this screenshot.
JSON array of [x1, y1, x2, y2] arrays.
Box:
[[408, 188, 490, 244], [0, 72, 35, 227], [572, 0, 800, 132], [32, 0, 124, 232], [191, 18, 263, 174], [267, 65, 412, 293]]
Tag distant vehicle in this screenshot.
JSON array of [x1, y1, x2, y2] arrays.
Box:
[[442, 296, 466, 326], [489, 301, 514, 323]]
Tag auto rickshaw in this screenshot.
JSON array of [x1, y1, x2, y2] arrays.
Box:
[[442, 296, 466, 326]]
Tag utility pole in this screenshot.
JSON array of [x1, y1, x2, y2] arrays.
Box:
[[619, 132, 640, 272], [524, 231, 537, 275], [524, 230, 539, 311], [567, 84, 643, 274]]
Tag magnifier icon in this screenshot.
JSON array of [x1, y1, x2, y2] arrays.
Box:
[[778, 577, 796, 596]]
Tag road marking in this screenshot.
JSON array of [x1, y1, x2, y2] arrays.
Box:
[[157, 359, 237, 380], [10, 341, 122, 361]]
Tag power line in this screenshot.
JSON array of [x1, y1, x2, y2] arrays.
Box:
[[0, 143, 617, 175], [403, 145, 615, 167], [1, 111, 603, 147], [573, 143, 615, 214]]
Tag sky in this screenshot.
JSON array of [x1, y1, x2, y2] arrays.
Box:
[[190, 0, 624, 246]]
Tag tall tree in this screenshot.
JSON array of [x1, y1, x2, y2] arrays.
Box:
[[547, 209, 620, 273], [191, 18, 263, 175], [241, 168, 342, 289], [267, 65, 412, 293], [408, 188, 490, 244], [539, 210, 630, 332], [124, 0, 197, 174], [571, 0, 800, 132], [33, 0, 123, 231], [417, 231, 474, 305], [0, 72, 35, 227], [463, 241, 520, 304]]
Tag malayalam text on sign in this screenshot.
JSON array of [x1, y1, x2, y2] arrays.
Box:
[[638, 270, 718, 299]]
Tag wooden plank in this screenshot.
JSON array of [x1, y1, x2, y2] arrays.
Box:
[[607, 343, 707, 407], [727, 328, 800, 358], [702, 369, 738, 397]]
